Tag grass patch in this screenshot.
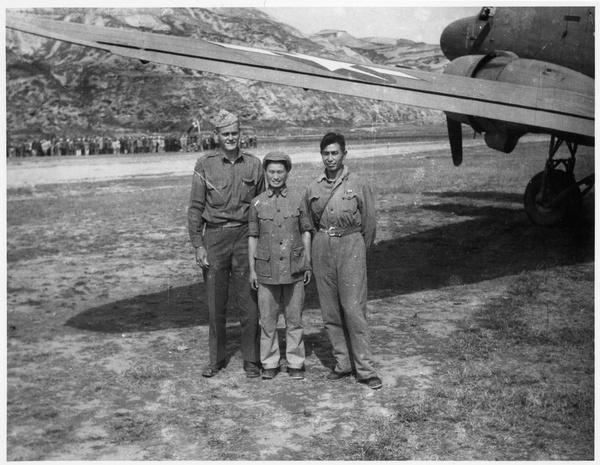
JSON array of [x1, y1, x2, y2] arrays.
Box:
[[339, 267, 594, 460], [110, 412, 158, 444]]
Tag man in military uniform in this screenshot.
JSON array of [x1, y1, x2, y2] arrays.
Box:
[[188, 110, 265, 378], [248, 152, 312, 380], [304, 132, 382, 390]]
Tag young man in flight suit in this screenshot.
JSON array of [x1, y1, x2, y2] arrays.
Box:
[[303, 132, 382, 390], [248, 152, 313, 380], [188, 110, 265, 378]]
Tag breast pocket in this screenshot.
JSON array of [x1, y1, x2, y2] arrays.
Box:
[[342, 192, 358, 212], [258, 209, 275, 221], [207, 178, 229, 207], [241, 175, 257, 203], [283, 207, 300, 219], [254, 248, 271, 278], [257, 208, 275, 235]]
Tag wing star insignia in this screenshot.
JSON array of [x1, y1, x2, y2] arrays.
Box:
[[209, 41, 278, 56], [214, 41, 421, 83], [278, 51, 387, 81]]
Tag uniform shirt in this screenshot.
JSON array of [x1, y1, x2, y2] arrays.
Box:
[[249, 186, 312, 285], [188, 150, 265, 248], [304, 165, 376, 250]]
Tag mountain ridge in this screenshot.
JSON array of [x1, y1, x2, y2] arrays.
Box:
[[6, 7, 447, 140]]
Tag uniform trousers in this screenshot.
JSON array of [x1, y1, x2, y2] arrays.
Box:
[[312, 231, 377, 380], [202, 224, 260, 366], [257, 281, 305, 370]]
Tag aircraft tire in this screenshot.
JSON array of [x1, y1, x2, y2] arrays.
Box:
[[524, 170, 581, 226]]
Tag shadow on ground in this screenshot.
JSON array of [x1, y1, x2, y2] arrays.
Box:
[[369, 191, 593, 298], [65, 272, 321, 334], [66, 190, 594, 335]]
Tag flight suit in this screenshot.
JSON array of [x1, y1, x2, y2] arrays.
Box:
[[304, 165, 378, 380], [188, 149, 265, 367]]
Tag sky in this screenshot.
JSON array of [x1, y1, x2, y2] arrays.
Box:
[[3, 2, 481, 45], [256, 6, 481, 44]]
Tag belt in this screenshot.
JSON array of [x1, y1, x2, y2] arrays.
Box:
[[205, 221, 245, 229], [318, 226, 362, 237]]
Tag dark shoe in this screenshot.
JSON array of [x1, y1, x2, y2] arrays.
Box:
[[201, 362, 224, 378], [243, 361, 261, 378], [261, 367, 279, 380], [289, 368, 305, 380], [364, 376, 383, 390], [326, 370, 351, 381]]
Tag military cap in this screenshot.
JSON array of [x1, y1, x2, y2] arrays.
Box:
[[263, 151, 292, 172], [212, 109, 238, 129]]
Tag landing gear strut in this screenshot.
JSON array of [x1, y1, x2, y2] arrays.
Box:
[[524, 136, 594, 226]]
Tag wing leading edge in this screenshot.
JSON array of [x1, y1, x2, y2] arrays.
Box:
[[6, 13, 594, 139]]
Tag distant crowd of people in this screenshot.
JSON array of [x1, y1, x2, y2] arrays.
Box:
[[6, 132, 257, 157]]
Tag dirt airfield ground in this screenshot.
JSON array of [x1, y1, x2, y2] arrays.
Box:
[[5, 134, 594, 460]]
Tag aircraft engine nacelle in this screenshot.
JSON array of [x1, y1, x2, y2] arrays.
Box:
[[443, 51, 593, 154]]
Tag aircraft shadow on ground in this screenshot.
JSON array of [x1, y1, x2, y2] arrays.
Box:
[[423, 191, 524, 203], [368, 191, 593, 298], [66, 191, 594, 343]]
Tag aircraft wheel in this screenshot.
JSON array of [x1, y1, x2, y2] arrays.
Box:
[[524, 170, 581, 226]]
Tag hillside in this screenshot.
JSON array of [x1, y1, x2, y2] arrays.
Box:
[[6, 7, 448, 140]]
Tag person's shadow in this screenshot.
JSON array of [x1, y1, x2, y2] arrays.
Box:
[[66, 282, 206, 333]]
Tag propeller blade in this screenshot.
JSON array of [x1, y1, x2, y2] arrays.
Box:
[[447, 115, 463, 166], [469, 20, 492, 54]]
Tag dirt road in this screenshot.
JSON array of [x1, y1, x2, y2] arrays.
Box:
[[6, 135, 527, 188]]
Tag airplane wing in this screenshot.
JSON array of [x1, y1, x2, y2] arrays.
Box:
[[6, 12, 594, 139]]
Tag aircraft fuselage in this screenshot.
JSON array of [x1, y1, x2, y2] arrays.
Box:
[[441, 7, 595, 78]]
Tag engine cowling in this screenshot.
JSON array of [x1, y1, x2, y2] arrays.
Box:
[[443, 52, 594, 152]]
